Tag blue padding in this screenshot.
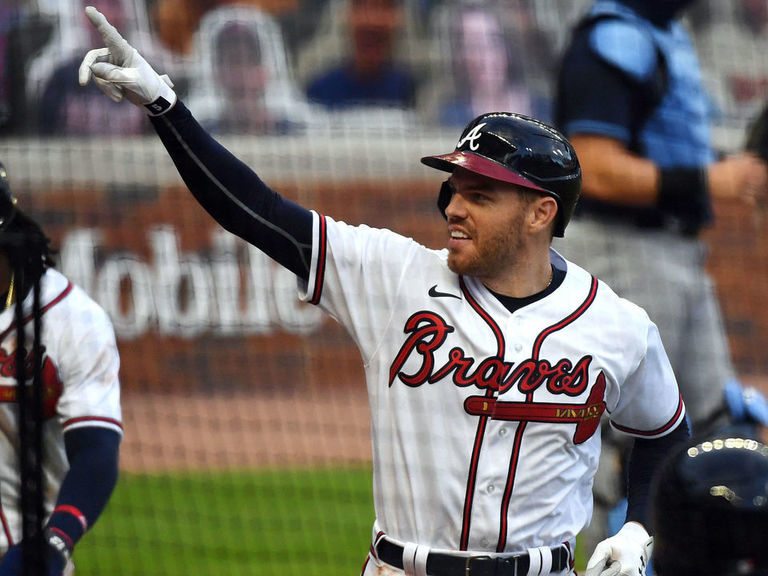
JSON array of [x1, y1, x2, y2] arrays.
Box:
[[589, 20, 657, 82]]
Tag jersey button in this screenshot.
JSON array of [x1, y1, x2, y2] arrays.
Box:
[[514, 343, 523, 352], [487, 484, 496, 494], [499, 427, 508, 437]]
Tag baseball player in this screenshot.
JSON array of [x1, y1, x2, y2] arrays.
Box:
[[79, 7, 689, 575], [651, 428, 768, 576], [0, 162, 122, 576]]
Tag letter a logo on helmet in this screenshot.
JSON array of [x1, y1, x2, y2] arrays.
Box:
[[456, 123, 487, 151], [421, 112, 581, 237]]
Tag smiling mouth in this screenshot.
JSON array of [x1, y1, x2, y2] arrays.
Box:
[[450, 229, 470, 240]]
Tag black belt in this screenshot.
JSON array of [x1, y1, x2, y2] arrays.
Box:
[[375, 537, 570, 576]]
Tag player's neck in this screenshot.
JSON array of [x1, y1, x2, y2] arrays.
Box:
[[481, 256, 554, 299]]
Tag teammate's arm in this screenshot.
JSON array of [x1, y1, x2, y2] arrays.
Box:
[[46, 427, 121, 568], [0, 427, 120, 576], [78, 6, 314, 280]]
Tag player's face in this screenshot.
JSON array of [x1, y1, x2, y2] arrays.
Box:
[[444, 168, 533, 282]]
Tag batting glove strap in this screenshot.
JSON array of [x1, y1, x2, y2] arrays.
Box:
[[585, 522, 653, 576]]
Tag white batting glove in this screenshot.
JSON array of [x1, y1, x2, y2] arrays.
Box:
[[78, 6, 176, 116], [585, 522, 653, 576]]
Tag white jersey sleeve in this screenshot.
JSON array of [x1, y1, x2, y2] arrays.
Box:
[[299, 213, 427, 361], [50, 279, 123, 435], [8, 268, 123, 435], [607, 319, 685, 438]]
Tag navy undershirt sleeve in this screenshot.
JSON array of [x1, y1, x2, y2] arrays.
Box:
[[149, 102, 314, 281], [625, 418, 690, 530], [556, 29, 647, 142], [45, 427, 121, 546]]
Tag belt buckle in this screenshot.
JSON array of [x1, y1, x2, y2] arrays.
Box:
[[464, 554, 494, 576]]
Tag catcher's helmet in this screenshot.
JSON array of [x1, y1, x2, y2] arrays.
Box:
[[421, 112, 581, 237], [0, 162, 17, 231], [651, 433, 768, 576]]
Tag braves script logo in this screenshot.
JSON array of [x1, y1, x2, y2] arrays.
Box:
[[0, 347, 63, 419], [456, 123, 487, 151], [389, 311, 605, 443]]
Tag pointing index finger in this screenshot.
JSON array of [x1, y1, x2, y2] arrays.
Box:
[[84, 6, 131, 63]]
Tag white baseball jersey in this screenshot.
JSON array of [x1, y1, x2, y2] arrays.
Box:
[[0, 268, 122, 552], [300, 214, 684, 554]]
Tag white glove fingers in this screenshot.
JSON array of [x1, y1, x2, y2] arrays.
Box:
[[585, 542, 611, 574], [84, 6, 131, 63], [93, 76, 124, 103], [585, 523, 652, 576], [78, 47, 110, 86], [89, 61, 137, 102], [601, 564, 622, 576], [80, 5, 177, 115], [89, 61, 126, 81]]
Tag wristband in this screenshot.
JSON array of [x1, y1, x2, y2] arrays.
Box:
[[143, 75, 176, 116], [45, 504, 88, 552], [657, 166, 708, 207], [657, 166, 712, 232], [44, 527, 73, 563], [144, 95, 175, 116]]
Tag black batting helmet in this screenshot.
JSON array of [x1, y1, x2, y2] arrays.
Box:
[[421, 112, 581, 237], [0, 161, 17, 231], [651, 433, 768, 576]]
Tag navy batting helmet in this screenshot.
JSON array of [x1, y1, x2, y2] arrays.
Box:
[[0, 162, 17, 231], [420, 112, 581, 237], [651, 433, 768, 576]]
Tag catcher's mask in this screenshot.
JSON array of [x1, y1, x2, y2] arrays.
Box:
[[421, 112, 581, 237], [0, 162, 17, 232], [651, 432, 768, 576]]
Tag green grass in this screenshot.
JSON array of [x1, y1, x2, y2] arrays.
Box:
[[75, 466, 590, 575], [74, 466, 375, 576]]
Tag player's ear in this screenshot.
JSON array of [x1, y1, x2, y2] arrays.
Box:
[[527, 195, 558, 236]]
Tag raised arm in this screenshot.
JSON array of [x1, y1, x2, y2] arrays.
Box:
[[78, 6, 314, 280]]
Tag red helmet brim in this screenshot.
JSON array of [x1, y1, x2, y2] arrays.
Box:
[[421, 151, 548, 194]]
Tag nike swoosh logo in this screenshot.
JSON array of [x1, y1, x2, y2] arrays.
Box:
[[428, 285, 461, 299]]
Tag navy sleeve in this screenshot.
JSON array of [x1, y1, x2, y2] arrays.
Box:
[[149, 101, 314, 281], [45, 427, 121, 547], [555, 26, 659, 146], [625, 418, 690, 530]]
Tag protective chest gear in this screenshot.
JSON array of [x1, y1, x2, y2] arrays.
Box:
[[587, 0, 714, 168], [651, 434, 768, 576], [421, 112, 581, 237]]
